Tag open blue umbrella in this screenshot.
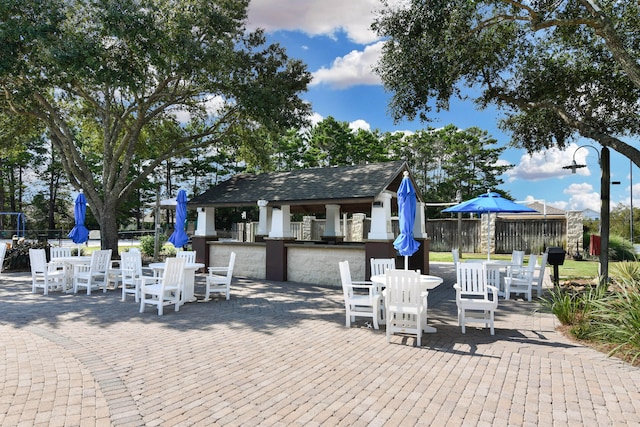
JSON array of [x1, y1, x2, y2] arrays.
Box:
[[393, 172, 421, 269], [168, 189, 189, 248], [68, 193, 89, 254], [442, 191, 537, 259]]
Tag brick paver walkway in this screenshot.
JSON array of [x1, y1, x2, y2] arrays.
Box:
[[1, 262, 640, 426]]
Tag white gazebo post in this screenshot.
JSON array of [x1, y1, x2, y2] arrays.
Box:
[[414, 201, 427, 238], [194, 207, 217, 237], [268, 205, 293, 238], [323, 204, 343, 242], [256, 200, 271, 240], [367, 192, 394, 240]]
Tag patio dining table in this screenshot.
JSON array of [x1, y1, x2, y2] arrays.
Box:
[[148, 261, 205, 304], [464, 259, 519, 297], [371, 273, 443, 333], [51, 256, 93, 291]]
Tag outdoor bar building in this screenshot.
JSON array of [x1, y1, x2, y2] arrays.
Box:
[[188, 161, 430, 287]]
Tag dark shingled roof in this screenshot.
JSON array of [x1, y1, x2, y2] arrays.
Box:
[[189, 160, 416, 214]]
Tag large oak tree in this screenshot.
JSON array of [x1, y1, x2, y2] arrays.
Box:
[[373, 0, 640, 165], [0, 0, 311, 254]]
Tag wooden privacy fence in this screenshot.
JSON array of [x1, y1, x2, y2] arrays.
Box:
[[494, 218, 565, 254], [427, 217, 566, 254], [235, 216, 568, 254], [426, 219, 480, 253]]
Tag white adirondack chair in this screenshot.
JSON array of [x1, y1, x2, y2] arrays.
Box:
[[73, 249, 112, 295], [454, 262, 499, 335], [29, 249, 66, 295], [385, 269, 426, 347], [339, 260, 381, 329], [204, 252, 236, 301], [140, 257, 185, 315]]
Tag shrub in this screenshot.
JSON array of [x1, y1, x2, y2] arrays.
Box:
[[139, 233, 168, 256], [588, 285, 640, 364], [608, 235, 636, 261]]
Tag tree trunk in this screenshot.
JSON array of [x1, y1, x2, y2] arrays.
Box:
[[98, 202, 120, 258]]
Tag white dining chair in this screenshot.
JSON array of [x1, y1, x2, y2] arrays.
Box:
[[29, 248, 66, 295], [73, 249, 112, 295], [339, 260, 381, 329], [0, 243, 5, 273], [385, 269, 426, 346], [533, 252, 548, 297], [204, 252, 236, 301], [50, 246, 71, 259], [176, 250, 196, 264], [369, 258, 394, 322], [454, 262, 498, 335], [504, 254, 537, 301], [140, 257, 185, 315], [120, 250, 154, 302]]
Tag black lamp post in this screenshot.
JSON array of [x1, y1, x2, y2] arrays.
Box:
[[562, 144, 610, 282]]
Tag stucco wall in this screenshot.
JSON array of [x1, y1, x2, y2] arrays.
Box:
[[208, 242, 266, 279], [207, 241, 366, 287], [286, 244, 365, 287]]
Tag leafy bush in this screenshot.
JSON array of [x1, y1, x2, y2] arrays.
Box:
[[139, 233, 168, 256], [3, 241, 50, 271], [608, 235, 636, 261], [588, 285, 640, 364], [611, 262, 640, 291]]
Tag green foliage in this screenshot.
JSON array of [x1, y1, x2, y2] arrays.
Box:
[[372, 1, 640, 168], [0, 0, 311, 252], [608, 235, 636, 261], [540, 286, 583, 326], [611, 262, 640, 290], [139, 234, 167, 256], [588, 285, 640, 364], [398, 125, 509, 211], [541, 265, 640, 364], [2, 240, 49, 271]]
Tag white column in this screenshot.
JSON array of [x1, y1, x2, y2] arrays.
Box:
[[194, 207, 217, 236], [268, 205, 293, 238], [323, 204, 342, 237], [368, 192, 394, 240], [257, 200, 271, 236], [414, 201, 427, 238]]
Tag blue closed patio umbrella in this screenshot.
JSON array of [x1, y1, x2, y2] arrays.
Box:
[[442, 191, 537, 259], [168, 189, 189, 248], [68, 193, 89, 255], [393, 172, 420, 269]]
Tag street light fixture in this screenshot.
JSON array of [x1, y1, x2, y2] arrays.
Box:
[[562, 144, 610, 282]]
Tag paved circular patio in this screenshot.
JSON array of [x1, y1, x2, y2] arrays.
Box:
[[1, 262, 639, 426]]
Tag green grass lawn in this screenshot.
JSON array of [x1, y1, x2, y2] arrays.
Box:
[[429, 251, 600, 280]]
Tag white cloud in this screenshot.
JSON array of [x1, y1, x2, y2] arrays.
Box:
[[564, 183, 601, 211], [349, 119, 371, 132], [310, 42, 384, 89], [506, 143, 594, 182], [247, 0, 386, 44]]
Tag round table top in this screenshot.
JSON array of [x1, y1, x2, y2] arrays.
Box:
[[148, 262, 205, 270], [51, 256, 92, 264], [370, 273, 443, 290]]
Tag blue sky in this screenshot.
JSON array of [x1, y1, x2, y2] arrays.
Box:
[[246, 0, 638, 213]]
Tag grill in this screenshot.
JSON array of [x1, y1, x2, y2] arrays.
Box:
[[546, 247, 566, 286]]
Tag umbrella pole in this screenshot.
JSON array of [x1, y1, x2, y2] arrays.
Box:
[[487, 214, 491, 260], [404, 255, 409, 270]]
